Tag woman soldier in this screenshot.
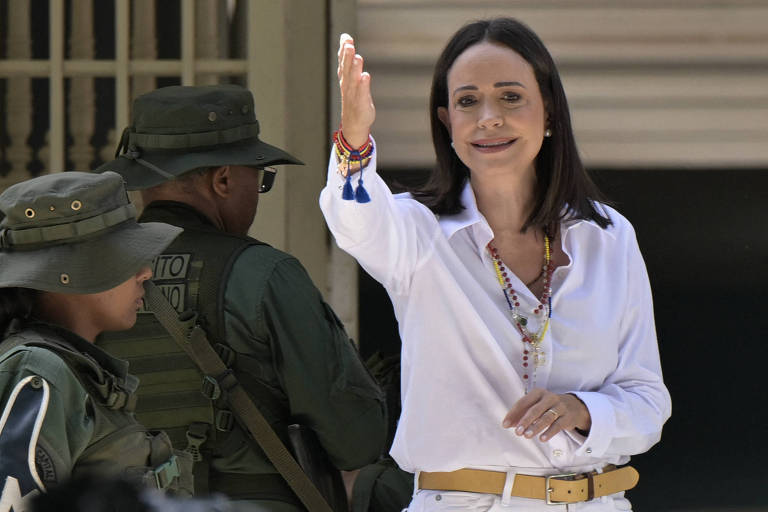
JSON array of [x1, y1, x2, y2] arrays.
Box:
[[322, 18, 671, 512], [0, 171, 192, 509]]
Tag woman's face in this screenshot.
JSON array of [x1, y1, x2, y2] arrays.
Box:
[[438, 41, 548, 179], [81, 265, 153, 334], [36, 265, 153, 342]]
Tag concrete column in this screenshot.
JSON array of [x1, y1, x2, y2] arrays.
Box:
[[195, 0, 224, 85], [68, 0, 95, 171], [245, 0, 331, 298], [131, 0, 157, 98], [326, 0, 359, 340], [4, 0, 33, 187]]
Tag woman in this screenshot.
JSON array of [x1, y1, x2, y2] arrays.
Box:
[[321, 18, 671, 511], [0, 171, 192, 504]]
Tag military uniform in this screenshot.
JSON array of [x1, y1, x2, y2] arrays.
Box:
[[95, 85, 387, 510], [0, 172, 190, 510], [99, 201, 387, 507], [0, 323, 191, 504]]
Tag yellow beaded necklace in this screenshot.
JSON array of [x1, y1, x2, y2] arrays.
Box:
[[488, 234, 555, 391]]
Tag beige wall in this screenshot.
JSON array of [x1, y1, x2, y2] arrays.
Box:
[[246, 0, 330, 291], [357, 0, 768, 169], [240, 0, 362, 339]]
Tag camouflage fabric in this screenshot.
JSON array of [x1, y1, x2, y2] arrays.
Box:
[[94, 85, 303, 190], [0, 322, 194, 510]]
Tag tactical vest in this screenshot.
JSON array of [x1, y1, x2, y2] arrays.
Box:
[[97, 221, 299, 503], [0, 328, 193, 495]]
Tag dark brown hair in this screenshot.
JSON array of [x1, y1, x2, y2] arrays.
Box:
[[413, 17, 611, 231], [0, 288, 37, 336]]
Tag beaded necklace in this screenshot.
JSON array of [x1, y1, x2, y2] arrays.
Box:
[[488, 235, 555, 392]]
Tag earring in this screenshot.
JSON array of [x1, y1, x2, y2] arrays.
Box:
[[544, 129, 552, 138], [450, 140, 455, 148]]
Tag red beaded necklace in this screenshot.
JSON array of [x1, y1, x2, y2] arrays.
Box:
[[488, 235, 555, 392]]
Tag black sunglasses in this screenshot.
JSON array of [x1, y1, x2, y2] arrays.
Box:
[[259, 167, 277, 193]]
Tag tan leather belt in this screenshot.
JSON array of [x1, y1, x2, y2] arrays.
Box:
[[418, 465, 639, 504]]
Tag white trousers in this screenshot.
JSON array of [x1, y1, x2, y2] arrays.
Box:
[[406, 489, 633, 512]]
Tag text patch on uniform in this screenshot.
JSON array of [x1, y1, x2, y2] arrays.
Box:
[[140, 254, 192, 314]]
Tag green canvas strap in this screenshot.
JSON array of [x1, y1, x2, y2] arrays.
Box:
[[0, 204, 136, 249], [127, 122, 260, 150], [143, 280, 334, 512]]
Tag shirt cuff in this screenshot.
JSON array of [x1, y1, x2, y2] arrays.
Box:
[[568, 390, 615, 458]]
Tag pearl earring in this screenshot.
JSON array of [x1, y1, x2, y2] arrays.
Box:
[[544, 129, 552, 138]]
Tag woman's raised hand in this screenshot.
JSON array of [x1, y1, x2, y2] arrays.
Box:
[[337, 33, 375, 149]]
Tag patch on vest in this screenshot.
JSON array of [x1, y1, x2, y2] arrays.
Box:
[[0, 375, 50, 511], [140, 253, 192, 314], [34, 446, 56, 485]]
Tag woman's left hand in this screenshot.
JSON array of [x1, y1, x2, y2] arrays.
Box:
[[502, 389, 592, 442]]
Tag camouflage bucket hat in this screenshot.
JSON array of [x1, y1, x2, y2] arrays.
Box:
[[95, 84, 303, 190], [0, 171, 182, 294]]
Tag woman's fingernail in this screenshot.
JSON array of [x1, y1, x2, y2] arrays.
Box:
[[515, 426, 524, 435], [524, 429, 533, 438], [502, 419, 511, 428], [540, 434, 549, 441]]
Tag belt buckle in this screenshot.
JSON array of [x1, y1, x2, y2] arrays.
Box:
[[545, 472, 577, 505]]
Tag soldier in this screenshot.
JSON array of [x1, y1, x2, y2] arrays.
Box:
[[95, 84, 387, 510], [0, 171, 192, 512]]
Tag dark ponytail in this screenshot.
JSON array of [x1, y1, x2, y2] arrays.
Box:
[[0, 288, 37, 337]]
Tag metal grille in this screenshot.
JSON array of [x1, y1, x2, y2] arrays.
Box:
[[0, 0, 262, 187]]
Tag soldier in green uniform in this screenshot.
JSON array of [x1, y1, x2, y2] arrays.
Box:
[[0, 171, 193, 512], [95, 85, 387, 510]]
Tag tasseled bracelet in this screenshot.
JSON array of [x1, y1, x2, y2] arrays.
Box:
[[333, 129, 373, 203]]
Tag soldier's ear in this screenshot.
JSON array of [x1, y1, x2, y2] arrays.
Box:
[[210, 166, 233, 198]]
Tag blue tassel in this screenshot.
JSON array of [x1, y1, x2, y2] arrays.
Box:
[[354, 162, 371, 203], [342, 173, 355, 200], [355, 178, 371, 203]]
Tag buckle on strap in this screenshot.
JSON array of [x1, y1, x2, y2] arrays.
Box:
[[545, 473, 577, 505], [215, 409, 235, 432], [153, 455, 181, 490], [201, 375, 221, 400], [200, 369, 237, 401]]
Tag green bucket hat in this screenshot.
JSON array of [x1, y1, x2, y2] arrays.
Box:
[[94, 84, 303, 190], [0, 171, 182, 294]]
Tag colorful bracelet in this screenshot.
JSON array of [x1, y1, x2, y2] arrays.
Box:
[[332, 129, 373, 203]]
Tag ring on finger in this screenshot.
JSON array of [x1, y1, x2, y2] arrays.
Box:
[[545, 408, 560, 419]]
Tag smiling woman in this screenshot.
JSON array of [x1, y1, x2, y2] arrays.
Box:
[[321, 17, 671, 512], [0, 171, 193, 502], [437, 42, 548, 183]]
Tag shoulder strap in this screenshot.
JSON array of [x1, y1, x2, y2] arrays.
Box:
[[143, 281, 334, 512], [0, 334, 93, 375], [0, 335, 32, 359], [0, 333, 136, 412]]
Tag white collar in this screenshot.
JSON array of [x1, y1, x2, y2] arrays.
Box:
[[438, 181, 615, 244]]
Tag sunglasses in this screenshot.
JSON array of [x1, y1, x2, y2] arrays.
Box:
[[258, 167, 277, 193]]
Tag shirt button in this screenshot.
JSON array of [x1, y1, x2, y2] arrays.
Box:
[[552, 449, 563, 457], [586, 448, 593, 454]]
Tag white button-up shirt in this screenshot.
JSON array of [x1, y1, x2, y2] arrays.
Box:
[[320, 146, 671, 475]]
